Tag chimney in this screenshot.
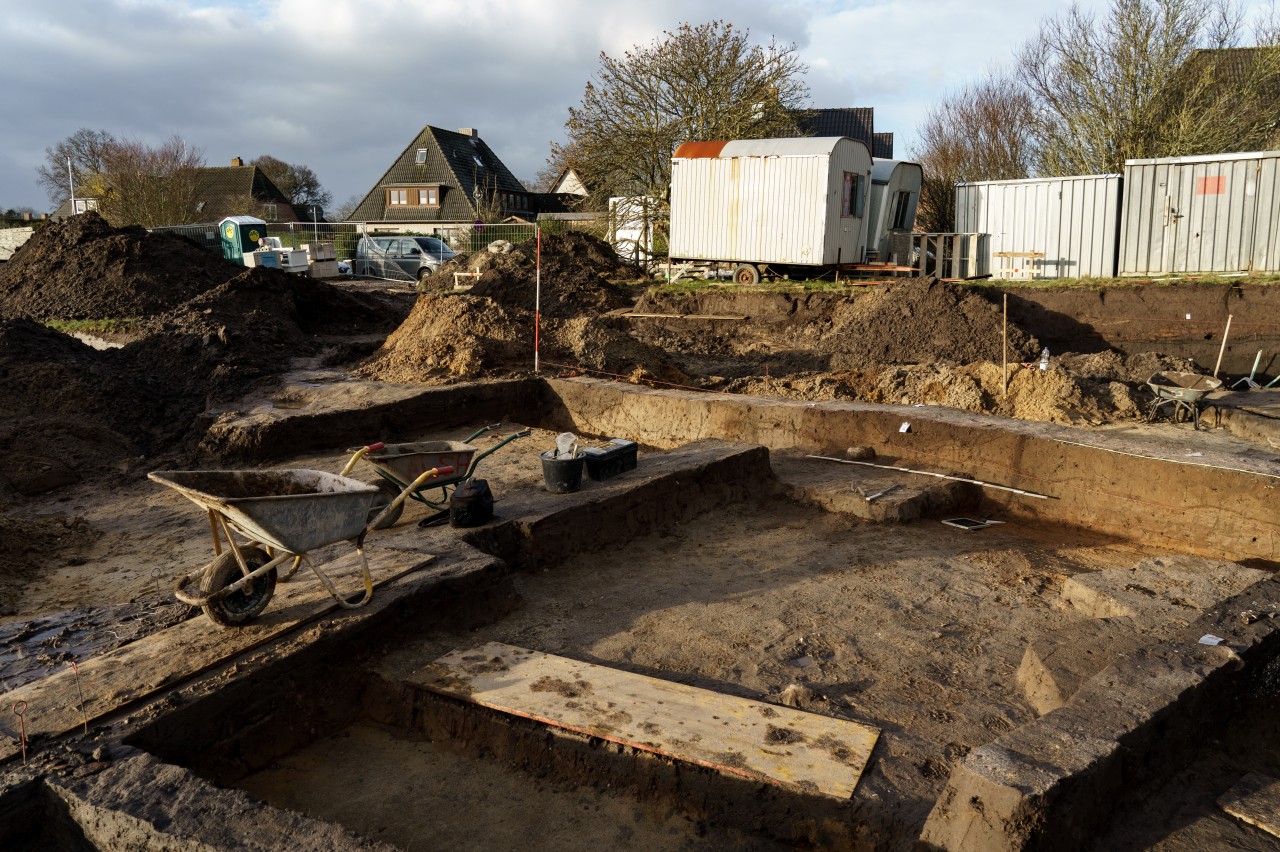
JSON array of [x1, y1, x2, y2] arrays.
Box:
[[457, 128, 478, 137], [230, 156, 244, 167]]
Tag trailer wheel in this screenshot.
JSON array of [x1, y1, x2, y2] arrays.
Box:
[[200, 547, 276, 627], [733, 263, 761, 286], [367, 479, 405, 529]]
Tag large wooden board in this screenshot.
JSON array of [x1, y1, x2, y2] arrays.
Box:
[[412, 642, 879, 799], [0, 543, 434, 744], [1220, 772, 1280, 839]]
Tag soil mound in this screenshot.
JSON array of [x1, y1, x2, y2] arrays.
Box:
[[0, 318, 160, 493], [446, 232, 639, 318], [355, 294, 528, 382], [0, 212, 242, 321], [362, 233, 688, 384], [820, 278, 1039, 366], [0, 265, 407, 495]]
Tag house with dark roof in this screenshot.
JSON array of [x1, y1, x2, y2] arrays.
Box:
[[349, 126, 533, 228], [51, 158, 301, 223], [793, 107, 895, 158], [191, 158, 302, 222]]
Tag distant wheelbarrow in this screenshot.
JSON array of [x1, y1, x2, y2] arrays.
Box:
[[149, 462, 452, 626], [342, 423, 529, 529], [1145, 371, 1222, 430]]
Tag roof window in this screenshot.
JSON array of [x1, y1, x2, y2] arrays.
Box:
[[415, 148, 428, 164]]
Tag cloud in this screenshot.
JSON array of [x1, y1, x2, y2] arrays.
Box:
[[1, 0, 1273, 210]]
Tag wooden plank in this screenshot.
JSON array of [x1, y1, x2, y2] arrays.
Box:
[[411, 642, 879, 799], [1219, 772, 1280, 838], [0, 544, 435, 744], [621, 312, 747, 321]]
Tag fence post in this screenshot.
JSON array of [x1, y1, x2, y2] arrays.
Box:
[[534, 226, 541, 373]]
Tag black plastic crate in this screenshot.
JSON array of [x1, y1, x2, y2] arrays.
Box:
[[583, 439, 637, 482]]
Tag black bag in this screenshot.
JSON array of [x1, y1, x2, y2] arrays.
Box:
[[449, 478, 494, 528]]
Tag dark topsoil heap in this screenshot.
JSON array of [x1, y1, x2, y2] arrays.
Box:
[[0, 212, 237, 320], [0, 215, 405, 498]]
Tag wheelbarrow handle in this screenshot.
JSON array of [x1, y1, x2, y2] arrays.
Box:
[[340, 442, 387, 477], [463, 423, 505, 443], [363, 465, 455, 532]]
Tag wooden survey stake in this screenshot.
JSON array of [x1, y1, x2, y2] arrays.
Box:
[[413, 642, 880, 799]]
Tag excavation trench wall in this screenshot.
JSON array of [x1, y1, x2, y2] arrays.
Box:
[[542, 378, 1279, 564], [643, 282, 1280, 376], [1003, 283, 1280, 375]]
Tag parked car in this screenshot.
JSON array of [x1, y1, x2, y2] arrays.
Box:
[[353, 235, 455, 282]]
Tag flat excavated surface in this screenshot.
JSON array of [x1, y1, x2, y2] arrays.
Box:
[[414, 642, 880, 799], [369, 493, 1258, 842]]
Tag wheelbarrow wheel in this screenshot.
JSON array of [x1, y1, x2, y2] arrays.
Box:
[[367, 480, 404, 529], [200, 547, 276, 627]]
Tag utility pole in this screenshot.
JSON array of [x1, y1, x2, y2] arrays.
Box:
[[67, 157, 76, 212]]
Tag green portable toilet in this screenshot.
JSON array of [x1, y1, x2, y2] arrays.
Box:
[[219, 216, 269, 264]]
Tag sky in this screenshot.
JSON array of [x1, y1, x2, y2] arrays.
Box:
[[1, 0, 1276, 213]]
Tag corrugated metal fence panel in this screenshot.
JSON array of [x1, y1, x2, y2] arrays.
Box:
[[954, 175, 1120, 278], [1256, 156, 1280, 272], [1121, 150, 1280, 275]]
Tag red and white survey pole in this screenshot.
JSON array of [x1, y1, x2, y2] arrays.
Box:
[[534, 226, 541, 372]]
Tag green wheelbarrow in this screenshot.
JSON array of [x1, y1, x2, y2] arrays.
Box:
[[342, 423, 530, 528]]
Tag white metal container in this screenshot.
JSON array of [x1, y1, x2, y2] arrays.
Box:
[[955, 174, 1122, 279], [1119, 150, 1280, 275], [866, 159, 923, 263], [277, 248, 310, 272], [669, 137, 873, 269]]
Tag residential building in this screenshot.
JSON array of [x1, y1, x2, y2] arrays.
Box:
[[348, 126, 532, 229]]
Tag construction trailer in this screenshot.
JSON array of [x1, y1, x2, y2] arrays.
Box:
[[668, 137, 874, 284], [865, 159, 923, 264], [1119, 150, 1280, 276], [954, 174, 1123, 279]]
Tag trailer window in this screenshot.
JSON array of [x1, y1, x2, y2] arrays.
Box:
[[891, 191, 913, 230], [842, 173, 866, 218]]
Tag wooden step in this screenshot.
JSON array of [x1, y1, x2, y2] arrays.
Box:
[[411, 642, 879, 799], [1, 543, 436, 744]]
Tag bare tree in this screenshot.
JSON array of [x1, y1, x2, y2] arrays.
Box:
[[911, 73, 1036, 232], [331, 193, 364, 222], [36, 128, 116, 208], [95, 135, 206, 227], [1020, 0, 1280, 175], [552, 21, 809, 208], [249, 155, 333, 213]]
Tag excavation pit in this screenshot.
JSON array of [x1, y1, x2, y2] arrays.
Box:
[[4, 378, 1280, 850]]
